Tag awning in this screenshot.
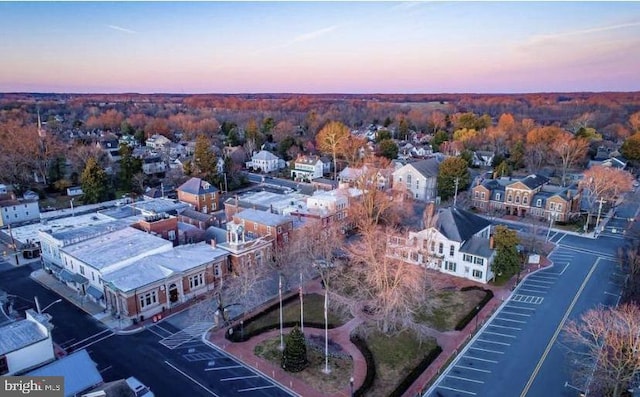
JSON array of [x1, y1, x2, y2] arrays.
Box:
[[71, 273, 88, 284], [48, 263, 63, 273], [86, 285, 104, 300], [58, 269, 75, 283]]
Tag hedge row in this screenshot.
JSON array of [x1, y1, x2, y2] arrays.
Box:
[[224, 294, 340, 343], [454, 286, 494, 331], [388, 344, 443, 397], [350, 335, 376, 397]]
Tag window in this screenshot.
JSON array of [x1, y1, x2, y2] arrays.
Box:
[[277, 226, 282, 234], [255, 251, 263, 265], [523, 195, 528, 205], [407, 174, 412, 184], [91, 272, 95, 281], [438, 243, 443, 255], [267, 226, 272, 234], [474, 257, 484, 265], [550, 202, 556, 211], [214, 264, 221, 277], [465, 266, 470, 273], [496, 193, 501, 201], [557, 203, 563, 211], [536, 199, 542, 207], [449, 245, 455, 257], [283, 233, 289, 243], [515, 195, 520, 203], [254, 223, 258, 231], [139, 291, 158, 309], [410, 252, 419, 262], [507, 195, 513, 202], [463, 254, 473, 263], [472, 269, 483, 279], [189, 273, 204, 289], [80, 266, 85, 275], [415, 180, 419, 189], [474, 191, 479, 199], [430, 241, 435, 252], [168, 230, 176, 241], [444, 261, 456, 272], [481, 192, 486, 199]]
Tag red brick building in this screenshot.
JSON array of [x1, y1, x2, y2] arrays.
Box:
[[177, 177, 220, 214]]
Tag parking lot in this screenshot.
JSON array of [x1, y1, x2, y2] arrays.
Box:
[[426, 246, 618, 397]]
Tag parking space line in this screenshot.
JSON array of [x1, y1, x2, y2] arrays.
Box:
[[469, 347, 504, 354], [483, 331, 516, 338], [446, 375, 484, 384], [221, 375, 260, 382], [205, 365, 243, 372], [164, 361, 219, 396], [237, 385, 277, 393], [147, 327, 167, 339], [504, 305, 536, 311], [488, 324, 521, 331], [495, 317, 526, 324], [455, 365, 491, 373], [528, 275, 558, 281], [436, 385, 477, 395], [501, 311, 531, 317], [524, 279, 555, 284], [464, 355, 499, 363], [477, 339, 510, 346], [518, 288, 547, 294], [523, 282, 550, 288]]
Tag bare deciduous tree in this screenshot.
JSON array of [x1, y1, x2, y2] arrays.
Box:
[[563, 303, 640, 397]]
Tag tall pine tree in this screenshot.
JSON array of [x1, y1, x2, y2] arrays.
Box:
[[281, 325, 308, 373]]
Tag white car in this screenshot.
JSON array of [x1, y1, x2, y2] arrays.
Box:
[[125, 377, 154, 397]]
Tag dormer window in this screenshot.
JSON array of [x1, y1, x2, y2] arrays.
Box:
[[536, 199, 542, 207]]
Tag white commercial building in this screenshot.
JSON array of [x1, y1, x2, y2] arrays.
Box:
[[0, 199, 40, 227], [0, 310, 55, 375]]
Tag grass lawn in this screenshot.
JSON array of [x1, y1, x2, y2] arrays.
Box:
[[254, 336, 353, 395], [244, 293, 351, 335], [414, 288, 488, 331], [360, 326, 438, 397]]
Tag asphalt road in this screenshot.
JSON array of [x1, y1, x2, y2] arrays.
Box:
[[425, 197, 634, 397], [0, 265, 296, 397]]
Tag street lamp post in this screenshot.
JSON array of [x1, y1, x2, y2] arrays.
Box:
[[39, 298, 62, 314], [278, 274, 284, 351], [350, 377, 354, 397], [70, 198, 75, 217], [475, 305, 480, 330], [595, 197, 606, 236]]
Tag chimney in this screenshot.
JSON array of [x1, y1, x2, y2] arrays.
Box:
[[211, 239, 217, 249], [270, 204, 274, 214], [566, 189, 571, 200], [489, 234, 495, 250]]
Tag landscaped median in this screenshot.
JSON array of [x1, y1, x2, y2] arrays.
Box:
[[222, 285, 493, 397]]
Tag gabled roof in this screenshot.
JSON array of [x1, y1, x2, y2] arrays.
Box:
[[252, 150, 279, 161], [398, 158, 441, 178], [295, 155, 322, 165], [178, 177, 219, 195], [434, 207, 491, 243]]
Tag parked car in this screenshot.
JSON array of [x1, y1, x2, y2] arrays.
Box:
[[125, 377, 154, 397]]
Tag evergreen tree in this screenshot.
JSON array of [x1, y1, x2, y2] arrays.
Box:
[[193, 134, 217, 182], [437, 156, 470, 201], [281, 325, 308, 373], [81, 157, 109, 204], [118, 144, 142, 191], [491, 225, 521, 276]]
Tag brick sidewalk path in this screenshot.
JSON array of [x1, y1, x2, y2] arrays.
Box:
[[208, 258, 552, 397]]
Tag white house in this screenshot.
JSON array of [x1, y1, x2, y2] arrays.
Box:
[[392, 158, 441, 201], [388, 205, 495, 283], [245, 150, 281, 173], [145, 134, 171, 150], [0, 310, 55, 375], [291, 155, 324, 181], [0, 199, 40, 227]]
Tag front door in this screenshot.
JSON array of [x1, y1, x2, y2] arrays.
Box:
[[169, 284, 179, 303]]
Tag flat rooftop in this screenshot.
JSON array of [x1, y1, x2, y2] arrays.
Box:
[[226, 190, 308, 214], [61, 227, 172, 271], [102, 242, 229, 292]]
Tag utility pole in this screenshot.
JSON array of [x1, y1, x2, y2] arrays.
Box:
[[595, 197, 606, 234], [453, 177, 459, 207]]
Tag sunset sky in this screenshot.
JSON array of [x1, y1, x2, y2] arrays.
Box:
[[1, 1, 640, 94]]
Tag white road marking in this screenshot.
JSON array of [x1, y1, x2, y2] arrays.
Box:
[[455, 365, 491, 373], [237, 385, 277, 393], [435, 385, 477, 395], [67, 329, 112, 350], [494, 317, 526, 324], [504, 304, 536, 311], [205, 365, 243, 372], [524, 278, 555, 285], [164, 361, 219, 396], [221, 375, 260, 382], [464, 355, 498, 363], [469, 347, 505, 354], [446, 375, 484, 384], [500, 310, 531, 317], [147, 327, 167, 339], [518, 288, 547, 294], [477, 339, 510, 346], [483, 331, 516, 338], [488, 324, 522, 331]]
